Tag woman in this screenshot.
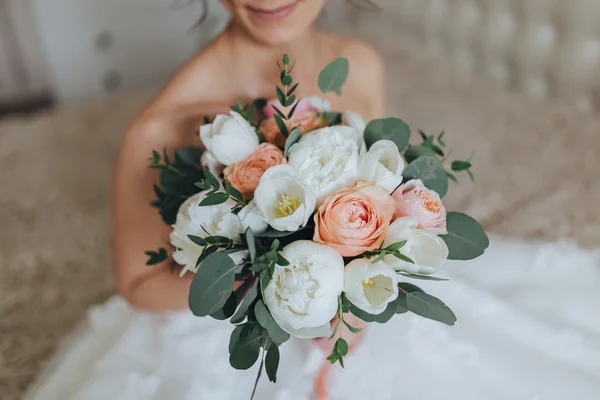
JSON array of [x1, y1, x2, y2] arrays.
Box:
[[25, 1, 383, 399]]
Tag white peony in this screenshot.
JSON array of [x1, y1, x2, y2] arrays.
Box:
[[263, 241, 344, 338], [381, 217, 449, 275], [253, 164, 316, 232], [342, 110, 367, 133], [343, 258, 399, 315], [170, 191, 246, 276], [288, 126, 366, 204], [199, 111, 259, 166], [358, 140, 404, 193]]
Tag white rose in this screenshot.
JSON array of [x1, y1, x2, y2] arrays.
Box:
[[253, 164, 316, 232], [170, 191, 246, 276], [342, 111, 367, 133], [358, 140, 404, 193], [263, 241, 344, 338], [288, 126, 365, 204], [199, 111, 259, 166], [343, 258, 399, 315], [237, 200, 268, 234], [381, 217, 449, 275]]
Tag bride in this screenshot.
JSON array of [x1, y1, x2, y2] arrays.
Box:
[[25, 1, 600, 399]]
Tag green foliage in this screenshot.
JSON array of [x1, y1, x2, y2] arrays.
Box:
[[188, 252, 236, 317], [148, 147, 204, 225], [209, 279, 253, 321], [326, 338, 349, 367], [254, 300, 290, 345], [322, 111, 343, 126], [403, 155, 449, 197], [367, 241, 413, 264], [229, 323, 264, 370], [396, 282, 457, 326], [348, 302, 396, 323], [265, 345, 280, 383], [397, 272, 449, 282], [145, 248, 168, 265], [318, 57, 349, 95], [441, 212, 489, 260], [364, 118, 411, 151], [284, 128, 301, 158], [230, 281, 259, 324]]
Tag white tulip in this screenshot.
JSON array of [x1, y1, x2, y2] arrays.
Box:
[[381, 217, 449, 275], [358, 140, 404, 193], [263, 241, 344, 338], [288, 126, 365, 204], [200, 151, 224, 178], [237, 200, 268, 235], [170, 191, 246, 276], [253, 164, 316, 232], [342, 110, 367, 133], [199, 111, 259, 166], [344, 258, 399, 315], [304, 96, 332, 113]]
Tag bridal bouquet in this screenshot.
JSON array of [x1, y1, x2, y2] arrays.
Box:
[[146, 55, 488, 393]]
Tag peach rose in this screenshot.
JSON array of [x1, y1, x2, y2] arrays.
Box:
[[224, 143, 286, 201], [259, 111, 329, 147], [314, 181, 396, 257], [392, 179, 447, 234]]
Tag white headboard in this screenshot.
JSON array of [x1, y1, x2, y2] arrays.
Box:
[[347, 0, 600, 112]]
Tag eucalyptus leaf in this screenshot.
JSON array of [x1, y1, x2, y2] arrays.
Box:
[[322, 111, 343, 126], [441, 212, 489, 260], [404, 145, 437, 164], [273, 114, 289, 137], [199, 192, 230, 206], [265, 345, 280, 383], [203, 167, 220, 189], [318, 57, 349, 95], [349, 302, 395, 323], [364, 118, 411, 151], [397, 283, 456, 325], [230, 281, 259, 324], [398, 273, 449, 282], [175, 147, 203, 165], [229, 323, 263, 370], [276, 85, 286, 106], [254, 300, 290, 344], [284, 128, 301, 158], [189, 252, 236, 317], [451, 161, 472, 171], [257, 229, 298, 238], [403, 156, 449, 197], [246, 228, 257, 262], [187, 235, 206, 247], [145, 248, 168, 265], [281, 75, 292, 86]]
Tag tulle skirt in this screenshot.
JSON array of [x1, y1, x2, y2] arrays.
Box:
[[25, 237, 600, 400]]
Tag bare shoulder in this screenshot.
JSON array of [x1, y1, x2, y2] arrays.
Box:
[[320, 32, 386, 119]]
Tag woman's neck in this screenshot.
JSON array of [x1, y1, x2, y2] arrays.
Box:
[[218, 22, 321, 97]]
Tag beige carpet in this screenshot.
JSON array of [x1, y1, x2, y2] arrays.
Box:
[[0, 49, 599, 398]]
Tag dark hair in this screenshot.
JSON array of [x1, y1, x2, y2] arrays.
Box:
[[183, 0, 381, 27]]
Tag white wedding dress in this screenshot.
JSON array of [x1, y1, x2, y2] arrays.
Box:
[[25, 237, 600, 400]]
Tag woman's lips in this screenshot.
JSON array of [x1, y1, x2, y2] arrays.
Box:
[[247, 1, 300, 22]]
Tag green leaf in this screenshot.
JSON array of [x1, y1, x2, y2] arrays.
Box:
[[398, 273, 449, 282], [322, 111, 343, 126], [203, 167, 220, 189], [187, 235, 206, 247], [145, 248, 168, 265], [396, 283, 456, 325], [254, 300, 291, 344], [447, 172, 458, 183], [287, 100, 300, 119], [246, 228, 257, 262], [349, 302, 396, 323], [451, 161, 472, 171], [175, 147, 203, 165], [437, 131, 446, 147], [151, 150, 160, 163], [272, 105, 287, 120], [384, 240, 407, 252], [224, 181, 244, 203], [404, 145, 437, 164], [342, 319, 363, 333], [199, 192, 230, 206], [318, 57, 349, 95], [229, 323, 263, 370], [285, 95, 296, 107], [334, 338, 349, 356], [257, 229, 298, 238], [231, 281, 259, 324], [204, 235, 231, 246], [210, 289, 239, 320], [281, 75, 292, 86], [265, 344, 280, 383], [403, 156, 449, 197], [288, 83, 299, 97], [276, 254, 290, 266], [329, 318, 342, 339], [273, 114, 289, 137], [195, 245, 219, 267], [393, 252, 415, 264], [229, 325, 244, 355], [270, 239, 280, 251], [441, 212, 489, 260], [284, 128, 301, 158], [364, 118, 411, 152], [276, 85, 286, 106], [283, 54, 290, 65], [189, 252, 236, 316]]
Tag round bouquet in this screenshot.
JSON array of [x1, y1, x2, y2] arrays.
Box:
[[145, 55, 489, 396]]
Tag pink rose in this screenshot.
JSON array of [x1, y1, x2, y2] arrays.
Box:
[[259, 111, 329, 147], [314, 181, 396, 257], [392, 179, 447, 234], [224, 143, 286, 201], [263, 98, 315, 119]]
